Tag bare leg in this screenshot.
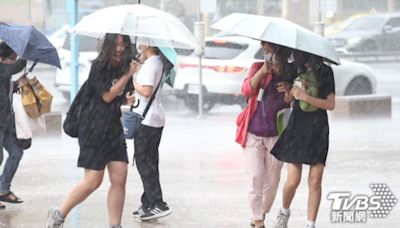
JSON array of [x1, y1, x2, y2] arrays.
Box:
[[107, 161, 128, 225], [59, 169, 104, 217], [282, 163, 302, 209], [307, 163, 324, 221]]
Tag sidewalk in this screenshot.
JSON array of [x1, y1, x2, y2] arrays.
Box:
[[0, 106, 399, 227]]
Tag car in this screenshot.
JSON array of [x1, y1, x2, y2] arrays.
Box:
[[326, 13, 400, 53], [324, 13, 369, 36], [54, 33, 99, 99], [54, 34, 190, 99], [173, 35, 377, 112]]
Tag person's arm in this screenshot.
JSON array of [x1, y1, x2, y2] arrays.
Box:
[[250, 61, 272, 89], [102, 75, 131, 103], [133, 58, 159, 98], [102, 60, 139, 103], [241, 62, 270, 97], [291, 86, 335, 111], [277, 82, 294, 104], [133, 81, 153, 98], [9, 59, 27, 75]]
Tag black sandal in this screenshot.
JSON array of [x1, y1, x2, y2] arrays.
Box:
[[0, 191, 23, 204], [0, 204, 5, 209]]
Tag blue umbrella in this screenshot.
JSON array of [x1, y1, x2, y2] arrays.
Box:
[[0, 22, 61, 71]]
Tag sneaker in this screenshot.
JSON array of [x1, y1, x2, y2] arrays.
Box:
[[140, 203, 172, 221], [274, 210, 290, 228], [46, 208, 64, 228], [132, 205, 147, 218]]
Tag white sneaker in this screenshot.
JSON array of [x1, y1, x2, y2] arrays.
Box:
[[274, 210, 290, 228], [46, 208, 64, 228]]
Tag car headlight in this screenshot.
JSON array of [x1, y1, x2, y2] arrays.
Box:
[[347, 37, 362, 45]]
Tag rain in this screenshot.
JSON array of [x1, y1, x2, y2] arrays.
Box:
[[0, 0, 399, 227]]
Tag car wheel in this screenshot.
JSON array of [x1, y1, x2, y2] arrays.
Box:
[[344, 76, 372, 95], [183, 95, 215, 113], [362, 40, 377, 52]]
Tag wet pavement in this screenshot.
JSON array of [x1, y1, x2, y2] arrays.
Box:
[[0, 63, 399, 227], [0, 104, 398, 228]]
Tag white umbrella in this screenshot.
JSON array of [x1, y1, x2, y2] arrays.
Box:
[[71, 4, 200, 50], [212, 13, 340, 64]]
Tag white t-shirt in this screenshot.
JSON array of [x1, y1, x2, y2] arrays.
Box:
[[133, 55, 165, 128]]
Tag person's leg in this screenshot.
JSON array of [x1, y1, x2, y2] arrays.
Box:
[[261, 137, 283, 215], [134, 125, 164, 208], [134, 125, 151, 209], [243, 133, 267, 225], [59, 169, 104, 217], [0, 129, 6, 208], [307, 163, 324, 224], [0, 129, 4, 166], [106, 161, 128, 226], [0, 130, 24, 196], [282, 163, 302, 209], [274, 163, 302, 228]]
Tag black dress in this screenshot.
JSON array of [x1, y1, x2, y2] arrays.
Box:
[[271, 64, 335, 166], [77, 63, 132, 170]]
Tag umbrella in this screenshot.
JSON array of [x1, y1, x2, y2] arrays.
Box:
[[158, 43, 177, 87], [0, 22, 61, 70], [212, 13, 340, 64], [71, 4, 201, 50]]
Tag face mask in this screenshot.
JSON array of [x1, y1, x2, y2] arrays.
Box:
[[264, 53, 277, 64]]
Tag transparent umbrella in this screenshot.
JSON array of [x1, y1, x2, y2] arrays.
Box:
[[71, 4, 200, 50], [212, 13, 340, 64]]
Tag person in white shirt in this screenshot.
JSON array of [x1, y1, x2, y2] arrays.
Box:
[[131, 43, 172, 221]]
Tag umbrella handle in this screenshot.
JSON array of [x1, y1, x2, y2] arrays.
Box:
[[130, 99, 140, 111], [28, 60, 38, 73]]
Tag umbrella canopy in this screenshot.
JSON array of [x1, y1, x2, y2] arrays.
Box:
[[212, 13, 340, 64], [0, 22, 61, 69], [159, 45, 177, 87], [71, 4, 200, 50]]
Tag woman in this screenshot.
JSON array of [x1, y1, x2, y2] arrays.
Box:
[[46, 34, 138, 228], [272, 51, 335, 228], [0, 42, 27, 209], [236, 41, 293, 228], [131, 42, 172, 221]]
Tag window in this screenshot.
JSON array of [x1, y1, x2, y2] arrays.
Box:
[[204, 40, 248, 60], [254, 48, 264, 60], [62, 33, 99, 52], [386, 17, 400, 28]]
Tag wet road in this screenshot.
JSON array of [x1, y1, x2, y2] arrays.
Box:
[[1, 62, 399, 227]]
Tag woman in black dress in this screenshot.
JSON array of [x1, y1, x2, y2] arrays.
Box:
[[46, 34, 138, 228], [272, 51, 335, 228]]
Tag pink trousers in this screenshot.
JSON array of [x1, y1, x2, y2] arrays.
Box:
[[243, 133, 283, 220]]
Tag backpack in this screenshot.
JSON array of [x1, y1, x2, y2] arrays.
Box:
[[63, 81, 91, 137]]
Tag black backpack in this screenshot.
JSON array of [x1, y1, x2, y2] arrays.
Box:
[[63, 81, 91, 138]]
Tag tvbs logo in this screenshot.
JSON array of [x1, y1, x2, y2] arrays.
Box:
[[327, 184, 397, 223]]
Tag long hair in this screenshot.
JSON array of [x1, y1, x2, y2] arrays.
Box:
[[92, 34, 133, 73], [294, 50, 324, 82]]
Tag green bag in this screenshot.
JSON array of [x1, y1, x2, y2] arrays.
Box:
[[294, 71, 319, 112], [277, 108, 292, 136]]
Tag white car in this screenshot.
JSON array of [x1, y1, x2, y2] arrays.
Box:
[[173, 35, 377, 112], [54, 33, 98, 99]]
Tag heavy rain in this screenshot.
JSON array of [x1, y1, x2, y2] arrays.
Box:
[[0, 0, 399, 227]]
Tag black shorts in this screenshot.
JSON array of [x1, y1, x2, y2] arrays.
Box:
[[77, 134, 128, 170]]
